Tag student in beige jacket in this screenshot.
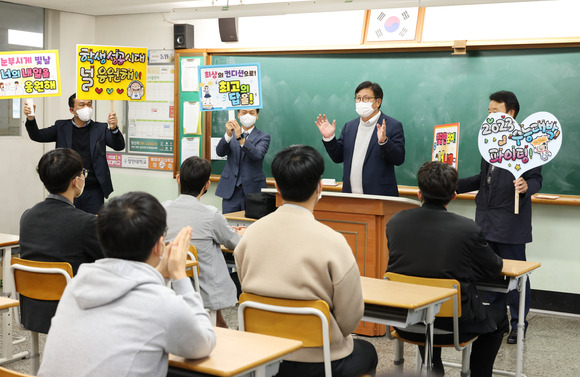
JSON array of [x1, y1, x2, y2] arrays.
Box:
[[235, 144, 377, 377]]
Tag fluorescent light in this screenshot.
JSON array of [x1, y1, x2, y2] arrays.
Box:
[[8, 29, 43, 48]]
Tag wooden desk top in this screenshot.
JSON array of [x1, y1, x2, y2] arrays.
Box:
[[0, 233, 19, 247], [0, 297, 20, 310], [361, 276, 456, 310], [220, 245, 234, 254], [502, 259, 541, 277], [223, 211, 257, 222], [169, 327, 302, 377]]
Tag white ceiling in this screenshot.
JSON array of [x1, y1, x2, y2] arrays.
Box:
[[5, 0, 549, 17]]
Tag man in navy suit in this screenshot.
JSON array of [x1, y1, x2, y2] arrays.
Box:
[[24, 93, 125, 214], [215, 108, 271, 213], [316, 81, 405, 196]]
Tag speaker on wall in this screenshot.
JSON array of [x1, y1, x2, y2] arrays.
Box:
[[218, 18, 238, 42], [174, 24, 194, 49]]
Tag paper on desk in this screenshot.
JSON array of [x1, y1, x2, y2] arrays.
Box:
[[181, 58, 200, 92], [183, 102, 201, 134], [181, 137, 200, 163], [211, 137, 227, 160]]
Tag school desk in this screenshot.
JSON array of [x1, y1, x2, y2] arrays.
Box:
[[360, 276, 457, 373], [168, 327, 302, 377], [0, 297, 28, 366]]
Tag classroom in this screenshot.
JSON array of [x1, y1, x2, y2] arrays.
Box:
[[0, 0, 579, 376]]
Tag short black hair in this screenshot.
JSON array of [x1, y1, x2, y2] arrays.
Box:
[[179, 157, 211, 197], [489, 90, 520, 119], [97, 192, 167, 262], [238, 109, 259, 114], [417, 161, 458, 206], [37, 149, 83, 194], [355, 81, 384, 107], [272, 145, 324, 202], [68, 93, 77, 108]]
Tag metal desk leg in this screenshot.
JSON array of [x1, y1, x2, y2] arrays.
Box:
[[515, 274, 527, 377], [423, 305, 435, 375]]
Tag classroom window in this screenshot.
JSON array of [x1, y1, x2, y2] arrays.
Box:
[[0, 2, 44, 137]]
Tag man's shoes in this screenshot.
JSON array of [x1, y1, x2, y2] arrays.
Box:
[[507, 329, 518, 344]]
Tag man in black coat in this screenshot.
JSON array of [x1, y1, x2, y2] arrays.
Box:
[[24, 93, 125, 214], [19, 148, 104, 333], [386, 161, 507, 377]]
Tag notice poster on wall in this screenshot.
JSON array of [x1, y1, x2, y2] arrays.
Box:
[[76, 44, 147, 101], [432, 123, 460, 169], [198, 63, 261, 111], [0, 50, 61, 98]]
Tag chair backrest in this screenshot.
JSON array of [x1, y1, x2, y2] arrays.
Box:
[[238, 292, 331, 347], [238, 292, 332, 376], [385, 272, 461, 318], [187, 245, 199, 276], [0, 366, 33, 377], [10, 258, 73, 301]]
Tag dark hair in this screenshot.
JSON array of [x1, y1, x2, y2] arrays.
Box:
[[272, 145, 324, 202], [97, 192, 167, 262], [489, 90, 520, 119], [238, 109, 259, 114], [68, 93, 76, 109], [417, 161, 458, 206], [37, 149, 83, 194], [355, 81, 384, 108], [179, 157, 211, 197]]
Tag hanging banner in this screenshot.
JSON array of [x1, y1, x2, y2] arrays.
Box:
[[198, 63, 261, 111], [431, 123, 460, 169], [76, 44, 147, 101], [0, 50, 61, 98]]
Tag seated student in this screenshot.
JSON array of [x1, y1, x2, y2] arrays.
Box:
[[235, 145, 378, 377], [19, 148, 104, 334], [38, 192, 216, 377], [163, 156, 244, 328], [386, 161, 508, 377]]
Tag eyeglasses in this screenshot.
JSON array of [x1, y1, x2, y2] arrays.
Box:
[[82, 168, 89, 177], [354, 96, 376, 103]]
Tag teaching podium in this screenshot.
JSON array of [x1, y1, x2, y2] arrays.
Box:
[[267, 189, 421, 336]]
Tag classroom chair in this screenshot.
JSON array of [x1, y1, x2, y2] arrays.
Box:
[[9, 258, 73, 376], [186, 245, 200, 293], [385, 272, 477, 377], [0, 366, 33, 377], [238, 292, 332, 377]]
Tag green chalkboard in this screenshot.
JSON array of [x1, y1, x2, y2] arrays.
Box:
[[209, 48, 580, 195]]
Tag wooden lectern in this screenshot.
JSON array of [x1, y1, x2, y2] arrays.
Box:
[[268, 189, 421, 336]]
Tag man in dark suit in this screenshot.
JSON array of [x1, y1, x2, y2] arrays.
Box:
[[24, 93, 126, 214], [457, 90, 542, 344], [386, 161, 507, 377], [315, 81, 405, 196], [19, 148, 104, 334], [215, 108, 270, 213]]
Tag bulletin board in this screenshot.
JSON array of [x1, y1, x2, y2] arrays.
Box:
[[173, 52, 206, 171]]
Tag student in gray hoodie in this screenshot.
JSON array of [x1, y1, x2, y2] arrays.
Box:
[[38, 191, 216, 377]]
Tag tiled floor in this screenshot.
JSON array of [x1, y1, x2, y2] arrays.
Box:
[[1, 309, 579, 376]]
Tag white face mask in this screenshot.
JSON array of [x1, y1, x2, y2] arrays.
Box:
[[239, 114, 257, 128], [75, 177, 85, 198], [76, 107, 93, 122], [355, 102, 375, 118]]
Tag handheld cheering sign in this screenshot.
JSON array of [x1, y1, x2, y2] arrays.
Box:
[[478, 112, 562, 213]]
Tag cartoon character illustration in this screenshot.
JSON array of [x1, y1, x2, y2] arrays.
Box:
[[0, 82, 4, 96], [531, 135, 552, 161], [127, 80, 145, 100], [13, 81, 25, 95]]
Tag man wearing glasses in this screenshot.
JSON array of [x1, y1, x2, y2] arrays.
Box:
[[315, 81, 405, 196], [19, 148, 104, 334]]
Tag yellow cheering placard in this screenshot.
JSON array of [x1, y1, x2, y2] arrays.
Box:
[[76, 44, 147, 101]]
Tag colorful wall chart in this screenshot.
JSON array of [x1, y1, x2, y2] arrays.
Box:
[[0, 50, 60, 98], [76, 45, 147, 101]]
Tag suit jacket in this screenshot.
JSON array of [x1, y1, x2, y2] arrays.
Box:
[[323, 112, 405, 196], [25, 118, 125, 198], [386, 202, 503, 335], [457, 159, 542, 244], [215, 127, 270, 200], [19, 195, 104, 333], [235, 205, 363, 363]]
